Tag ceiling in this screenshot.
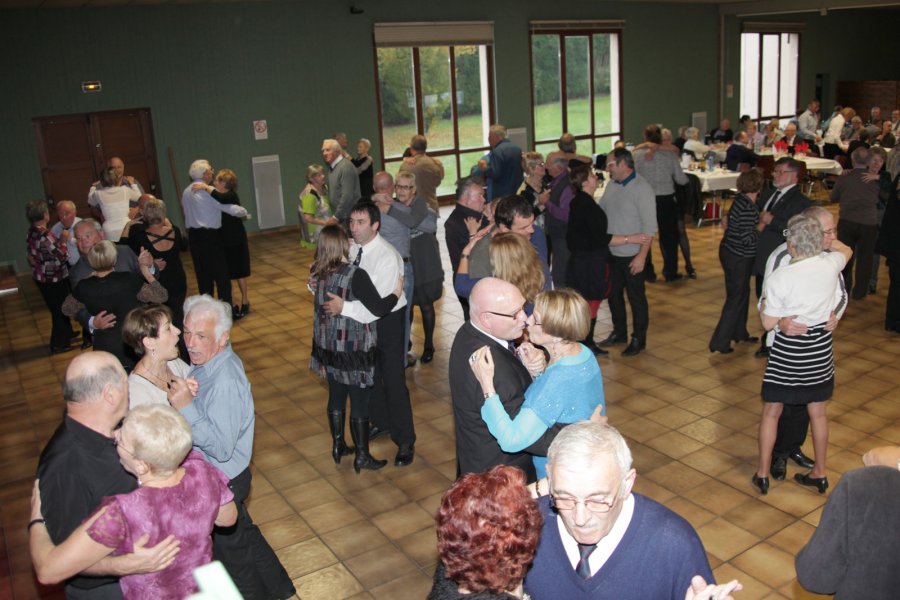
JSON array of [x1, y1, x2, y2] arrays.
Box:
[[1, 0, 898, 14]]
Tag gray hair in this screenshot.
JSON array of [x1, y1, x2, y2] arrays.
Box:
[[123, 404, 193, 474], [358, 138, 372, 151], [802, 206, 832, 223], [87, 240, 117, 271], [686, 127, 700, 140], [396, 171, 416, 186], [558, 133, 576, 153], [183, 294, 232, 338], [489, 124, 508, 139], [189, 159, 212, 180], [522, 151, 544, 175], [64, 360, 125, 404], [547, 422, 633, 484], [322, 139, 341, 153], [75, 218, 103, 236], [786, 214, 824, 259], [850, 146, 871, 168], [142, 198, 167, 226], [25, 199, 48, 224]]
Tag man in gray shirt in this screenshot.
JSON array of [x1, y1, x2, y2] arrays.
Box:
[[599, 148, 656, 356], [373, 171, 427, 365], [322, 138, 361, 224], [633, 124, 688, 282], [832, 146, 880, 300]]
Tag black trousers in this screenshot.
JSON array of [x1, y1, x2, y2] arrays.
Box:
[[36, 277, 75, 349], [608, 254, 649, 341], [838, 219, 878, 300], [773, 403, 810, 459], [458, 295, 471, 322], [369, 308, 416, 446], [188, 228, 232, 305], [65, 583, 122, 600], [709, 246, 754, 350], [655, 194, 680, 279], [887, 259, 900, 330], [213, 467, 294, 600]]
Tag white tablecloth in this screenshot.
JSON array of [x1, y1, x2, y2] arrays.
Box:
[[687, 169, 740, 192], [796, 156, 842, 175]]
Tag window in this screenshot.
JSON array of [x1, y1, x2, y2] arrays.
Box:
[[374, 23, 495, 198], [740, 31, 800, 123], [530, 23, 622, 157]]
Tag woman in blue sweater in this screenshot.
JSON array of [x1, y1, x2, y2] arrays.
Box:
[[469, 288, 603, 478]]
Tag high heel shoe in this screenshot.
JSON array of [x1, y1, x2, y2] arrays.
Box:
[[751, 474, 769, 495], [794, 473, 828, 494], [421, 347, 435, 363]]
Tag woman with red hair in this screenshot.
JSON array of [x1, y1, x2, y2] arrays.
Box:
[[428, 465, 542, 599]]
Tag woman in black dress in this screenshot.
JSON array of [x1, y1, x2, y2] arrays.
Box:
[[566, 163, 649, 355], [126, 198, 188, 353], [195, 169, 251, 318], [353, 138, 374, 202], [70, 240, 167, 369]]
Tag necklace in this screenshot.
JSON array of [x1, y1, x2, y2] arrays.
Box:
[[135, 363, 170, 390]]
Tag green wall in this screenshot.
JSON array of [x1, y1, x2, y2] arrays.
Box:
[[0, 0, 769, 271]]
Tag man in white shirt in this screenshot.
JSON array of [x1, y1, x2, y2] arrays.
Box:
[[797, 99, 821, 142], [50, 200, 82, 267], [324, 202, 415, 466], [524, 422, 737, 600]]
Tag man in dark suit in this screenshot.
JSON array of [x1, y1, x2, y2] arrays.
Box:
[[725, 132, 757, 171], [448, 277, 557, 482], [754, 157, 812, 358]]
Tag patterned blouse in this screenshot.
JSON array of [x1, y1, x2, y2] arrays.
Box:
[[26, 224, 68, 283]]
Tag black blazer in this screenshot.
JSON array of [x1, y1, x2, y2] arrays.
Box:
[[449, 322, 559, 482], [754, 185, 812, 275]]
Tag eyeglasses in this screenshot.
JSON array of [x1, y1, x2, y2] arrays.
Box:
[[772, 169, 791, 176], [395, 185, 414, 191], [550, 494, 617, 514], [822, 228, 836, 235], [115, 438, 136, 459], [484, 305, 526, 320]]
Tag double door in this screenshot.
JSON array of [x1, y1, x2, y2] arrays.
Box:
[[33, 108, 161, 219]]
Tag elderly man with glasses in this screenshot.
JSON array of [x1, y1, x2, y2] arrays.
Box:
[[525, 422, 735, 600], [753, 157, 812, 358], [449, 277, 560, 482]]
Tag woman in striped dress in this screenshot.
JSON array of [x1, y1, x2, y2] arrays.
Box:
[[753, 215, 852, 495], [709, 170, 763, 353]]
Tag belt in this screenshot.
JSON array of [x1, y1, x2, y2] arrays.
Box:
[[402, 257, 410, 263]]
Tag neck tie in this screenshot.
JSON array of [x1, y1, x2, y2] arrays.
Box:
[[507, 340, 517, 354], [765, 190, 782, 212], [353, 247, 363, 266], [575, 543, 597, 579]]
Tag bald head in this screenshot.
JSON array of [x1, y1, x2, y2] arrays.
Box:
[[373, 171, 394, 193], [64, 352, 125, 404], [470, 277, 527, 340]]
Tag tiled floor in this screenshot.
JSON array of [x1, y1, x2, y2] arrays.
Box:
[[1, 197, 898, 599]]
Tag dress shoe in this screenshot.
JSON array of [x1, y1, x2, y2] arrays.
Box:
[[770, 456, 787, 480], [394, 444, 415, 467], [368, 423, 390, 440], [50, 345, 74, 355], [406, 353, 417, 368], [709, 346, 733, 354], [788, 450, 815, 469], [232, 306, 244, 321], [583, 340, 609, 356], [794, 473, 828, 494], [665, 273, 684, 283], [421, 347, 435, 363], [240, 303, 250, 317], [686, 268, 697, 279], [754, 346, 770, 358], [645, 272, 658, 283], [621, 339, 646, 357], [599, 333, 627, 346], [751, 474, 769, 495], [736, 336, 759, 343]]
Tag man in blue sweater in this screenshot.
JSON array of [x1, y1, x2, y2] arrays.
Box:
[[525, 422, 731, 600]]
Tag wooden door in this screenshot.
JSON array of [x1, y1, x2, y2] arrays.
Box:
[[33, 108, 161, 220]]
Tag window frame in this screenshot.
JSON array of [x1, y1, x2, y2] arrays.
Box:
[[740, 30, 801, 124], [372, 44, 496, 202], [528, 27, 624, 156]]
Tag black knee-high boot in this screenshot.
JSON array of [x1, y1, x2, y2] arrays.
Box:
[[349, 418, 387, 473], [328, 410, 354, 465]]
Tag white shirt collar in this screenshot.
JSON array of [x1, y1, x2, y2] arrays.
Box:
[[556, 493, 636, 577], [331, 155, 344, 168], [471, 321, 513, 349]]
